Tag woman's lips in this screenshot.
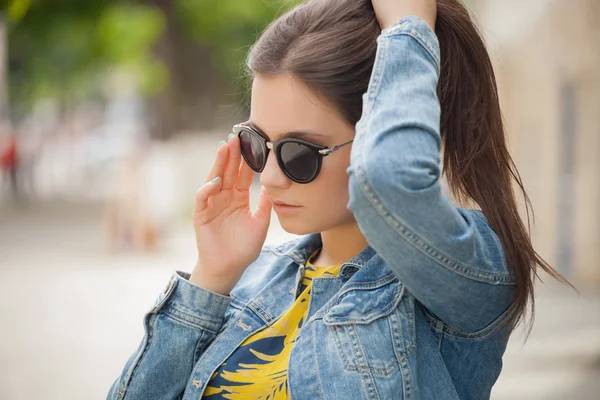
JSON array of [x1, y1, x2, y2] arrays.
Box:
[[272, 203, 302, 214]]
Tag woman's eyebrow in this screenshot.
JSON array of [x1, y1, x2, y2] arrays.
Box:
[[248, 121, 327, 140]]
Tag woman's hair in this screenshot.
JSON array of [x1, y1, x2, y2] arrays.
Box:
[[244, 0, 573, 335]]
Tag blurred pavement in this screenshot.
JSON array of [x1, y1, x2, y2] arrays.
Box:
[[0, 197, 598, 400]]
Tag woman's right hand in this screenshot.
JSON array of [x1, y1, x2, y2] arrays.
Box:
[[190, 133, 273, 295]]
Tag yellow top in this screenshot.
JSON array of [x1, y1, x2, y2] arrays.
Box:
[[202, 249, 342, 399]]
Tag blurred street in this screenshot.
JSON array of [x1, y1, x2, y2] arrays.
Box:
[[0, 196, 598, 400]]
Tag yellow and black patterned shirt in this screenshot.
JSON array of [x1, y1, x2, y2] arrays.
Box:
[[202, 250, 342, 399]]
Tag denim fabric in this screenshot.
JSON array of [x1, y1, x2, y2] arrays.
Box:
[[108, 15, 515, 400]]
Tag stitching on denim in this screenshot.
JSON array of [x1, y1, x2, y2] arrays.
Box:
[[351, 324, 399, 380], [470, 209, 510, 268], [420, 301, 513, 340], [389, 306, 414, 363], [325, 283, 404, 325], [399, 343, 413, 400], [331, 322, 401, 378], [384, 30, 440, 72], [167, 295, 229, 319], [247, 300, 273, 325], [228, 296, 246, 311], [363, 34, 388, 119], [163, 306, 220, 334], [192, 332, 208, 365], [381, 16, 440, 70], [311, 322, 327, 399], [326, 296, 401, 325], [440, 306, 514, 340], [355, 164, 516, 285], [165, 310, 213, 331], [330, 324, 352, 369], [399, 291, 417, 354], [419, 303, 445, 334], [348, 325, 367, 370], [337, 272, 398, 297], [123, 312, 156, 395]]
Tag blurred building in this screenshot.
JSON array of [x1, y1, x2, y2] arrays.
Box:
[[477, 0, 600, 284]]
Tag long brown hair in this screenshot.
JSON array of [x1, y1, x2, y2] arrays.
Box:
[[245, 0, 573, 335]]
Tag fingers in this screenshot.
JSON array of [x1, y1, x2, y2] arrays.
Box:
[[221, 135, 242, 190], [206, 142, 229, 183], [253, 186, 273, 224], [235, 157, 254, 191], [195, 177, 223, 214], [207, 132, 253, 192]]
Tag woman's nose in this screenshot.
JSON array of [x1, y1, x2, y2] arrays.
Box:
[[259, 150, 291, 189]]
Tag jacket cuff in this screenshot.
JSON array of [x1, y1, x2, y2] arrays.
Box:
[[379, 15, 440, 69], [151, 270, 233, 333]]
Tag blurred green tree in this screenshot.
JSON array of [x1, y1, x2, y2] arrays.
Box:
[[143, 0, 302, 138], [2, 0, 301, 138], [5, 0, 164, 126]]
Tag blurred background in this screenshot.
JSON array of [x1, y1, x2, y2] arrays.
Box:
[[0, 0, 598, 399]]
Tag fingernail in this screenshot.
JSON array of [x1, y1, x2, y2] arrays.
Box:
[[211, 177, 220, 184], [218, 140, 226, 148], [228, 133, 235, 140]]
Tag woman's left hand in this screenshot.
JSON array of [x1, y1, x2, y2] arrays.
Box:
[[371, 0, 437, 31]]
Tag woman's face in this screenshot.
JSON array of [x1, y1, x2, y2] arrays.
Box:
[[250, 73, 356, 235]]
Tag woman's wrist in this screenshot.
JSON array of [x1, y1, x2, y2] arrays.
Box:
[[189, 265, 235, 296], [372, 0, 437, 31]]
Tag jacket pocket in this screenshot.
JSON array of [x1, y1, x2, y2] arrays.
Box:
[[322, 274, 415, 377]]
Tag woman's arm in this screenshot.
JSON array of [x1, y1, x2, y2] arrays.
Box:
[[347, 15, 515, 333], [107, 271, 232, 400]]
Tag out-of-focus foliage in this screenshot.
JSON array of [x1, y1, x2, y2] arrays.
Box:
[[3, 0, 303, 119], [96, 4, 167, 96], [175, 0, 301, 77], [5, 0, 165, 114], [4, 0, 30, 22]]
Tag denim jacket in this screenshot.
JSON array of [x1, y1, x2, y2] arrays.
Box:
[[108, 16, 515, 400]]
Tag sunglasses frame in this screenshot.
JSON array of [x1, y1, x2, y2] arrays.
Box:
[[232, 122, 353, 184]]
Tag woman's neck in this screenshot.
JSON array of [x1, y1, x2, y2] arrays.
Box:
[[310, 221, 369, 267]]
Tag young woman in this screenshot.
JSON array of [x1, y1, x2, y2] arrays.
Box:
[[108, 0, 570, 399]]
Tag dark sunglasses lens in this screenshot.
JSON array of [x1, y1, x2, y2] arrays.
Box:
[[280, 142, 319, 181], [239, 130, 265, 171]]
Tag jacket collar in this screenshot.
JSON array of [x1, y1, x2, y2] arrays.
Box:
[[269, 232, 378, 278]]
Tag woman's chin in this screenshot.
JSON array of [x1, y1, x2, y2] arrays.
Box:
[[277, 216, 312, 236]]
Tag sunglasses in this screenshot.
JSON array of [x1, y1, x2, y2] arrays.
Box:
[[232, 122, 353, 184]]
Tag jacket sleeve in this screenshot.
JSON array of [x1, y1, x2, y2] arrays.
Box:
[[107, 271, 232, 400], [346, 16, 516, 333]]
